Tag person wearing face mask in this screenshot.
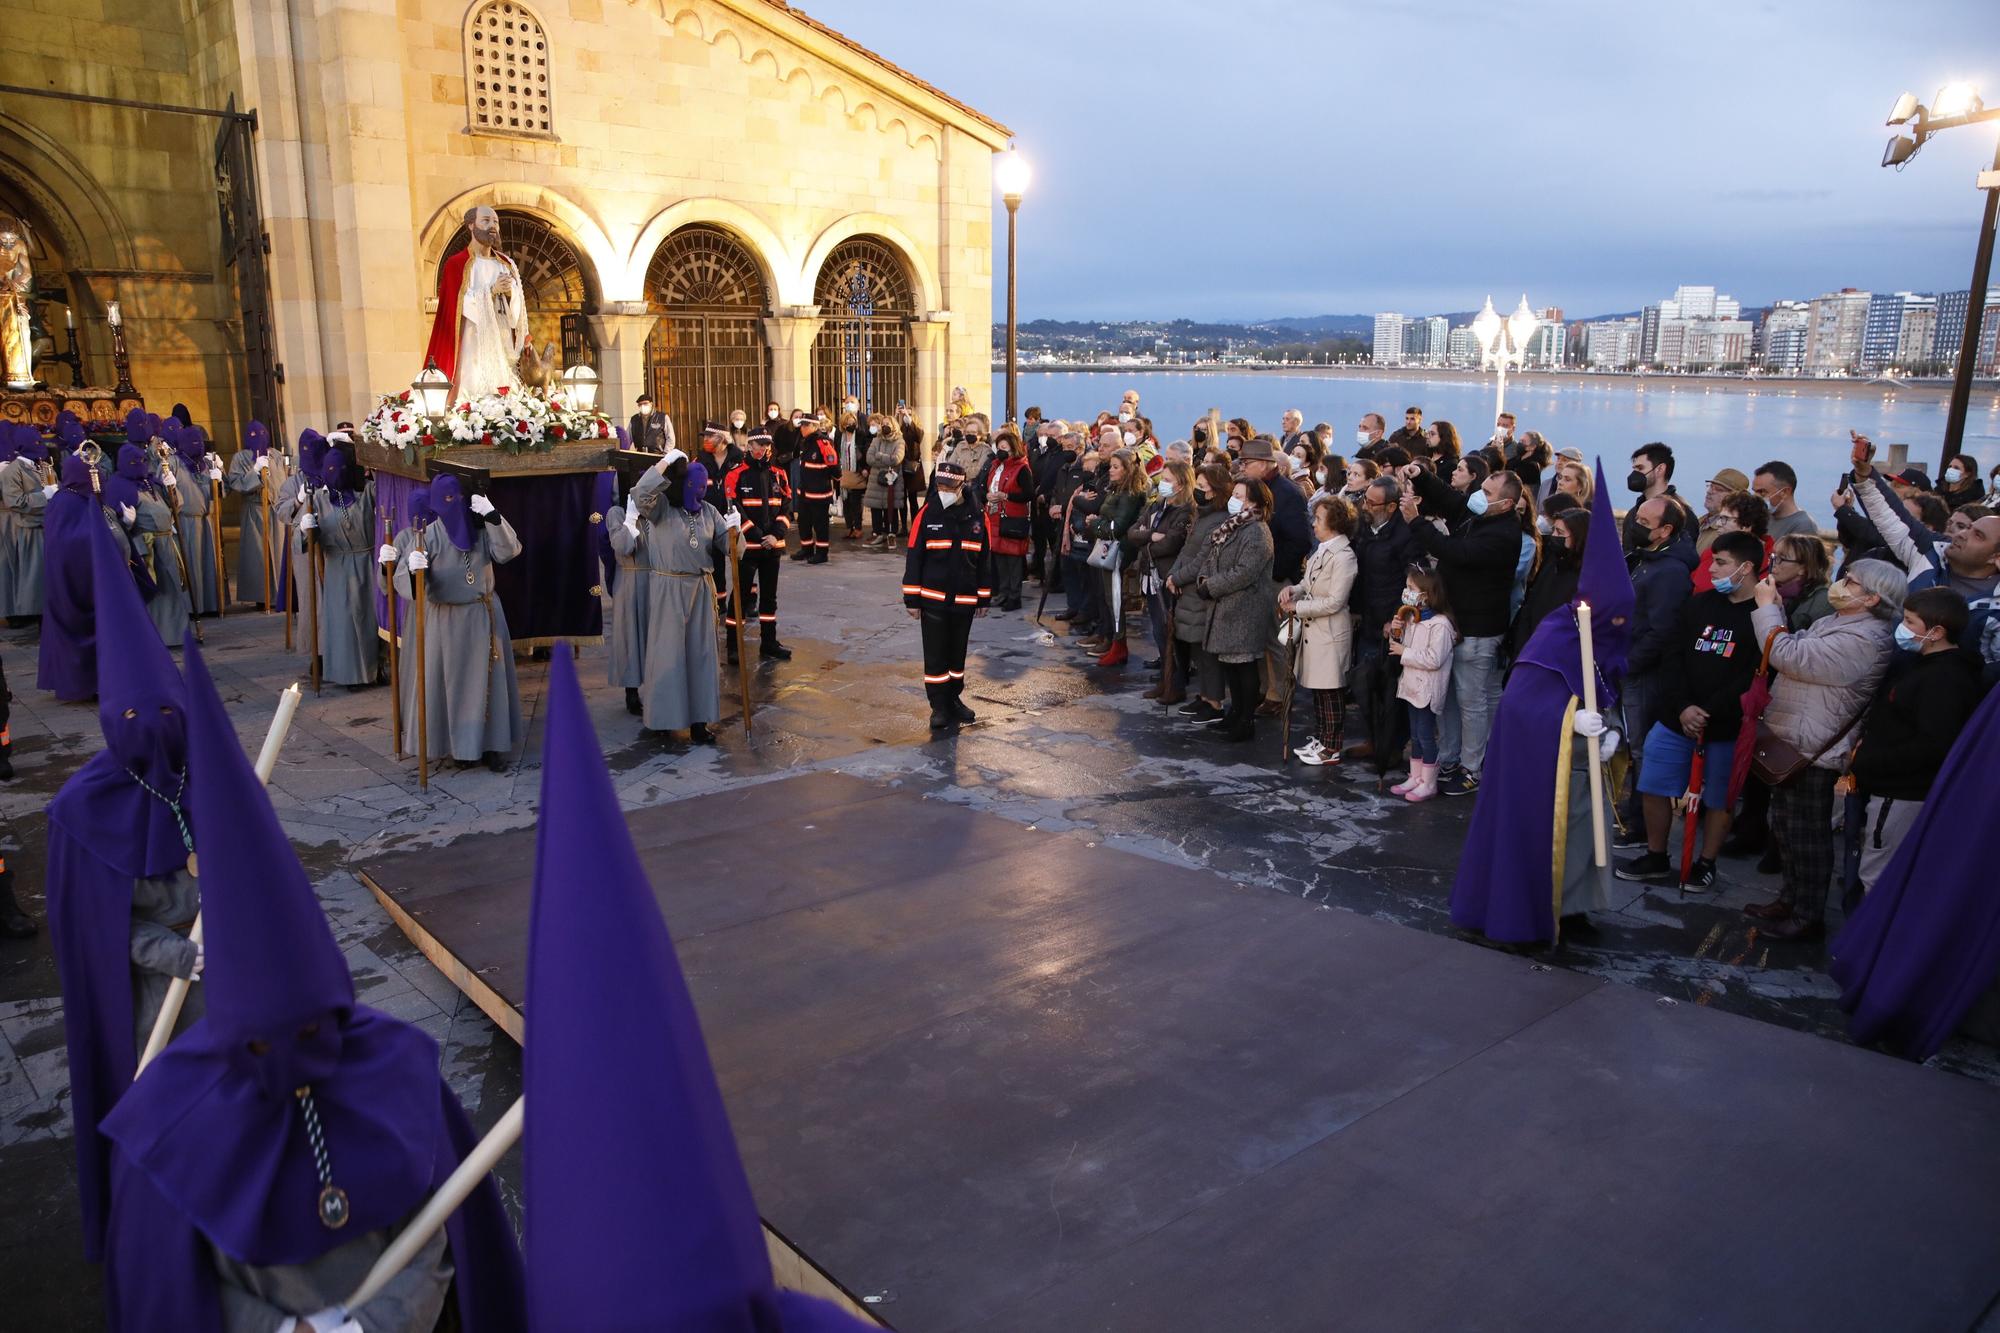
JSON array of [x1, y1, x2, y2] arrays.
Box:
[[1935, 452, 1986, 508], [1279, 497, 1359, 765], [97, 634, 526, 1331], [793, 416, 839, 564], [835, 409, 867, 541], [1179, 478, 1276, 743], [1165, 464, 1237, 721], [1352, 413, 1387, 462], [943, 414, 994, 501], [1620, 442, 1678, 551], [1742, 558, 1903, 941], [898, 406, 927, 539], [862, 412, 907, 550], [1130, 460, 1195, 694], [1614, 532, 1768, 890], [982, 428, 1035, 610], [1609, 493, 1697, 832], [628, 393, 673, 456], [1345, 476, 1423, 766], [1399, 461, 1535, 797], [1510, 508, 1589, 660], [1848, 440, 2000, 678], [1028, 420, 1067, 586], [904, 459, 991, 730], [722, 431, 794, 661], [1690, 491, 1771, 593]]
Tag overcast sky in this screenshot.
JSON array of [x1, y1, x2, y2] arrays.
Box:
[[806, 0, 2000, 321]]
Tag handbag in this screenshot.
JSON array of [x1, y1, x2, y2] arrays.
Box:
[[998, 515, 1031, 539], [1087, 538, 1122, 571], [1747, 629, 1871, 787], [1277, 615, 1301, 648]]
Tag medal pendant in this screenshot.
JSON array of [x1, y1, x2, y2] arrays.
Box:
[[465, 570, 475, 585], [317, 1184, 351, 1230], [185, 851, 198, 878]]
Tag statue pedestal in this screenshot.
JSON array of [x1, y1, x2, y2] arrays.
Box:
[[0, 385, 143, 429], [354, 438, 610, 481]]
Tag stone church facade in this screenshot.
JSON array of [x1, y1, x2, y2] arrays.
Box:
[[0, 0, 1007, 447]]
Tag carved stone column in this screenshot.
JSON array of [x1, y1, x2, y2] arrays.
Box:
[[762, 307, 824, 413], [585, 305, 660, 422]]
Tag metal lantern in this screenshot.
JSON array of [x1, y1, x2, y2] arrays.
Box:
[[559, 363, 600, 413], [412, 360, 452, 420]]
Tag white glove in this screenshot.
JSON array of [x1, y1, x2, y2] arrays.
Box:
[[1572, 709, 1605, 738], [723, 510, 743, 531], [469, 493, 496, 516], [294, 1310, 362, 1333], [254, 455, 270, 474], [41, 482, 57, 499], [408, 550, 429, 571], [622, 507, 639, 534], [209, 466, 224, 483], [300, 512, 317, 531], [119, 503, 136, 526], [189, 941, 205, 980], [1600, 729, 1621, 763], [161, 469, 178, 489], [377, 543, 398, 565]]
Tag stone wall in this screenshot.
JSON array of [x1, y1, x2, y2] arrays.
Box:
[[0, 0, 248, 447]]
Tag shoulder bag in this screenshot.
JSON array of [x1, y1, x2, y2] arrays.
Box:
[[1748, 631, 1871, 787]]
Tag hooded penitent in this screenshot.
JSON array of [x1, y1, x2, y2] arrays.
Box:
[[321, 446, 359, 507], [97, 634, 526, 1330], [681, 460, 709, 515], [1449, 461, 1636, 944], [176, 423, 209, 470], [243, 420, 269, 456], [408, 482, 436, 533], [297, 428, 328, 482], [56, 413, 87, 454], [44, 522, 192, 1259], [1830, 683, 2000, 1059], [36, 454, 106, 700], [15, 424, 48, 468], [432, 473, 477, 552], [115, 442, 156, 495], [524, 645, 875, 1330]]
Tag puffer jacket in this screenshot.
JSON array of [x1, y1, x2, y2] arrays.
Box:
[[1189, 517, 1275, 660], [1750, 602, 1897, 771], [1626, 536, 1698, 677], [1169, 506, 1230, 642], [863, 429, 904, 508]]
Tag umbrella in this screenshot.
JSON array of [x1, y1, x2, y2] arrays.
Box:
[[1727, 628, 1783, 810], [1678, 725, 1706, 891]]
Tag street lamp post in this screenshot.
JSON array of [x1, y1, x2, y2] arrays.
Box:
[[995, 147, 1030, 427], [1471, 295, 1538, 434], [1882, 82, 2000, 475]]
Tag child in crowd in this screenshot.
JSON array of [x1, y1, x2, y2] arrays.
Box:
[[1390, 565, 1455, 802]]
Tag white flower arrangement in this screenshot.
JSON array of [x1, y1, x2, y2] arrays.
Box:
[[363, 384, 613, 459]]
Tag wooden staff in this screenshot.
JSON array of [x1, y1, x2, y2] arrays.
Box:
[[728, 525, 753, 734], [136, 683, 302, 1075], [381, 509, 402, 761], [260, 462, 275, 615], [158, 451, 203, 645], [306, 490, 323, 696], [341, 1096, 522, 1316], [210, 470, 227, 616], [1576, 601, 1609, 869], [413, 564, 428, 789]]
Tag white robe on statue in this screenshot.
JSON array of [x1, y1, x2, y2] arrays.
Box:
[[455, 252, 526, 402]]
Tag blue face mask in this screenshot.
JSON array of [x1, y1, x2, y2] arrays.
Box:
[[1894, 622, 1925, 651], [1712, 574, 1737, 596], [1466, 489, 1490, 516]]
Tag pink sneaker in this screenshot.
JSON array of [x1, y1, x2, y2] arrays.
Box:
[[1390, 762, 1422, 795], [1403, 762, 1438, 803]]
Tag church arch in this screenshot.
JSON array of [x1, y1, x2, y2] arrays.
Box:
[[809, 235, 915, 416], [642, 224, 771, 425]]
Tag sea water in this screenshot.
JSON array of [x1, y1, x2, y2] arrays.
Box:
[[993, 370, 2000, 515]]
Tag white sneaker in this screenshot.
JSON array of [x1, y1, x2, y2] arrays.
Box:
[[1293, 738, 1323, 761]]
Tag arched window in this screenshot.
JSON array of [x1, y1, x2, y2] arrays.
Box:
[[465, 1, 554, 139], [440, 208, 594, 366], [644, 225, 770, 427], [810, 237, 915, 416]]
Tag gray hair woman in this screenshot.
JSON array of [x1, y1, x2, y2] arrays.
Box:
[[1744, 557, 1903, 941]]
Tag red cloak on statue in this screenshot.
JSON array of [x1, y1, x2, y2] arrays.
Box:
[[424, 248, 471, 383]]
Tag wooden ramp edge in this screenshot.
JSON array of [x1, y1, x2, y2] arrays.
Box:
[[358, 869, 888, 1328]]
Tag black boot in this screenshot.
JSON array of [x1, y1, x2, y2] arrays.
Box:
[[482, 750, 508, 773], [929, 706, 956, 732], [727, 638, 739, 665], [760, 637, 792, 661], [790, 550, 811, 562], [0, 740, 13, 782], [0, 868, 36, 938], [689, 722, 715, 745], [624, 687, 642, 717], [951, 697, 976, 724]]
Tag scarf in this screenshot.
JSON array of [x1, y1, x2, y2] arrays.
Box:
[[1207, 509, 1258, 550]]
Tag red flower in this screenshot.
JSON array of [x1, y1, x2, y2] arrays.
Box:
[[551, 426, 566, 440], [480, 433, 493, 446], [496, 385, 511, 397], [515, 419, 528, 432], [398, 390, 411, 403]]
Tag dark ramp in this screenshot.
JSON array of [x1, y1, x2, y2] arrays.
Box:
[[357, 772, 2000, 1333]]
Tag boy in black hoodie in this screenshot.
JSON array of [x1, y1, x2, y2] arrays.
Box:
[[1616, 532, 1766, 889], [1851, 587, 1982, 892]]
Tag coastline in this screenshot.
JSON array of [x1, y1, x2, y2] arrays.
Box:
[[997, 363, 2000, 406]]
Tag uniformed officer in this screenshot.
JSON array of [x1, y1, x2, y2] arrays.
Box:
[[793, 417, 839, 564], [722, 429, 793, 661], [903, 459, 993, 731]]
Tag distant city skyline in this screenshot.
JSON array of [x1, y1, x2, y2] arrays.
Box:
[[808, 0, 1999, 321]]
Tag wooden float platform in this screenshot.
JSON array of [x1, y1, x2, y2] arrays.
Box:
[[357, 771, 2000, 1332]]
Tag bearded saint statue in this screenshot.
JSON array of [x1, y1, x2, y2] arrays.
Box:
[[421, 205, 525, 403], [0, 216, 34, 390]]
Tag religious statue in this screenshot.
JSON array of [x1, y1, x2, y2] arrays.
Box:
[[421, 205, 525, 404], [0, 216, 34, 390]]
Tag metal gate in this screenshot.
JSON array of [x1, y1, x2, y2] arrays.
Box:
[[213, 98, 281, 438], [644, 225, 769, 425], [810, 236, 914, 415]]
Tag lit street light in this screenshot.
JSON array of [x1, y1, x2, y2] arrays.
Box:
[[1472, 294, 1538, 434], [995, 146, 1031, 427], [1882, 80, 2000, 475]]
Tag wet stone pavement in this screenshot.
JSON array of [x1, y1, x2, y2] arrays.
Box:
[[2, 535, 1994, 1325]]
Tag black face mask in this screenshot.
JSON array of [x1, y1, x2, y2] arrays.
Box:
[[1195, 491, 1214, 508], [1626, 469, 1649, 494]]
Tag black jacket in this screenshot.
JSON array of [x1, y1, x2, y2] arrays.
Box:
[[1851, 650, 1984, 800], [1408, 470, 1524, 639], [1511, 551, 1581, 658], [903, 494, 993, 614], [1031, 442, 1070, 505], [722, 458, 792, 546], [1351, 513, 1423, 639], [1625, 535, 1697, 677], [768, 417, 800, 467], [797, 431, 838, 501], [1654, 590, 1762, 736], [1266, 477, 1313, 584]]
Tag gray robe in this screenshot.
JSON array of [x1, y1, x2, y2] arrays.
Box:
[[213, 1208, 449, 1333], [129, 868, 204, 1055], [270, 470, 310, 622], [604, 502, 650, 689], [164, 457, 221, 615], [132, 492, 190, 646], [388, 525, 421, 738], [1561, 737, 1614, 918], [0, 475, 16, 615], [394, 517, 523, 762], [224, 451, 278, 606], [1, 456, 49, 616], [627, 473, 729, 732], [311, 484, 379, 687]]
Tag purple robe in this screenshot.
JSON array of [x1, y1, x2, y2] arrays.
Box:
[[99, 633, 525, 1329], [38, 456, 100, 700], [1450, 462, 1636, 944], [525, 645, 871, 1329], [1830, 683, 2000, 1058]]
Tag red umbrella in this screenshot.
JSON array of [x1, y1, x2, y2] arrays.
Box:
[[1726, 628, 1783, 810], [1679, 725, 1706, 890]]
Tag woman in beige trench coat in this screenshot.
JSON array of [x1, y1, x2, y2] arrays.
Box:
[[1281, 495, 1359, 765]]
